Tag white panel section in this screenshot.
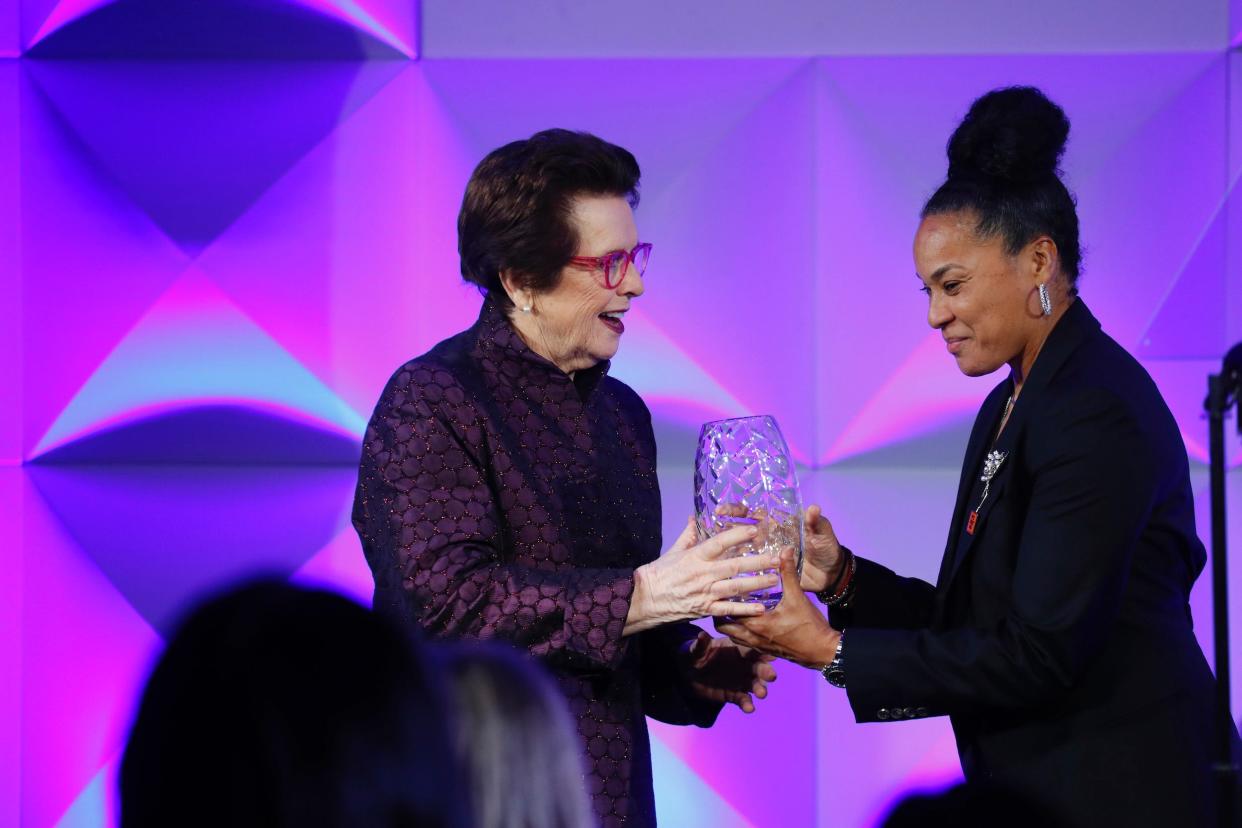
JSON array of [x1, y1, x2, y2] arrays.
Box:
[[422, 0, 1229, 58]]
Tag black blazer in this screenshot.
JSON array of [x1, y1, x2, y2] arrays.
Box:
[[830, 299, 1230, 826]]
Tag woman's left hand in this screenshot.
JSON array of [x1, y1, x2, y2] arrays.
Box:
[[680, 631, 778, 714], [715, 548, 840, 670]]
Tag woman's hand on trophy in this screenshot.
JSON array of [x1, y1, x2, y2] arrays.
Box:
[[713, 503, 844, 595], [680, 630, 778, 714], [715, 548, 840, 670], [800, 504, 845, 595], [624, 517, 779, 636]]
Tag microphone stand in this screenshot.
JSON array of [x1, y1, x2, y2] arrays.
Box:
[[1206, 341, 1242, 828]]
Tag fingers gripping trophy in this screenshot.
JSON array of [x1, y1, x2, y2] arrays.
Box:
[[694, 416, 804, 609]]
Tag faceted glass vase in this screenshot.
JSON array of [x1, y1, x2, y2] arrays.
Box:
[[693, 415, 804, 609]]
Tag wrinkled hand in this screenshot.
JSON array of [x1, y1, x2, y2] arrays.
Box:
[[680, 631, 777, 714], [624, 517, 779, 636], [715, 548, 840, 670], [800, 505, 846, 595]]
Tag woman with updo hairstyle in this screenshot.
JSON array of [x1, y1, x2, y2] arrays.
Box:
[[718, 87, 1238, 827]]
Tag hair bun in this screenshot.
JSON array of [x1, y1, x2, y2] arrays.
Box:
[[946, 86, 1069, 184]]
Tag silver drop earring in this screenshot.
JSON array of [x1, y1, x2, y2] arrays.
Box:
[[1038, 283, 1052, 316]]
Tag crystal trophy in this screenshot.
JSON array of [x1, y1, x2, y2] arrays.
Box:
[[693, 415, 804, 609]]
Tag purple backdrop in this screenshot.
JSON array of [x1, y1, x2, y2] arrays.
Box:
[[3, 1, 1241, 826]]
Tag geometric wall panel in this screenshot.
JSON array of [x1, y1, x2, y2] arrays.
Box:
[[632, 61, 819, 461], [611, 306, 751, 464], [1, 5, 15, 57], [811, 51, 1230, 466], [25, 0, 416, 58], [0, 60, 18, 464], [7, 1, 1242, 825], [0, 469, 22, 828], [26, 463, 357, 635], [291, 524, 379, 607], [52, 758, 117, 828], [1230, 50, 1242, 348], [19, 472, 159, 828], [191, 64, 481, 418], [648, 735, 754, 828], [1143, 359, 1242, 466], [25, 58, 404, 255], [421, 0, 1230, 58], [29, 270, 366, 461], [19, 64, 193, 464], [1139, 191, 1231, 359]]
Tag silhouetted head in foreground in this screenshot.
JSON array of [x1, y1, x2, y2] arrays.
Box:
[[881, 780, 1069, 828], [120, 581, 466, 828]]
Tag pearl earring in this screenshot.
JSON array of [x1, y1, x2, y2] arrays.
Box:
[[1038, 283, 1052, 316], [521, 301, 532, 314]]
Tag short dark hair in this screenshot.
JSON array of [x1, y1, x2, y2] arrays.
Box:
[[457, 129, 640, 308], [120, 581, 467, 828], [923, 87, 1083, 290]]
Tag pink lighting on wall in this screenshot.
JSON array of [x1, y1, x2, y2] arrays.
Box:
[[31, 272, 366, 461], [4, 2, 1240, 825]]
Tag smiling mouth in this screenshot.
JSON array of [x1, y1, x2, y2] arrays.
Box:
[[599, 311, 626, 334], [945, 337, 967, 354]]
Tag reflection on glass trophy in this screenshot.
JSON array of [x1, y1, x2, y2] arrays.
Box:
[[694, 415, 804, 609]]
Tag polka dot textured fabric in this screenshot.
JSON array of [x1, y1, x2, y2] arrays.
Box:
[[353, 297, 721, 827]]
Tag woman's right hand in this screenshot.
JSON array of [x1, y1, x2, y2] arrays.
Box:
[[800, 504, 845, 595], [710, 503, 846, 595], [623, 517, 779, 636]]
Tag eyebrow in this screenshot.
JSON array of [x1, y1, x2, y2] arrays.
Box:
[[917, 264, 966, 283]]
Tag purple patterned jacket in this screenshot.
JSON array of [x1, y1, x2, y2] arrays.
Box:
[[353, 297, 721, 827]]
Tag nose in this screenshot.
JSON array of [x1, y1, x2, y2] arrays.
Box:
[[618, 260, 644, 298], [927, 290, 952, 330]]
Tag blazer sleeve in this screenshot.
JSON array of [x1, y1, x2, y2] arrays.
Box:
[[637, 623, 724, 727], [841, 387, 1157, 721], [828, 554, 937, 631], [352, 365, 637, 674]]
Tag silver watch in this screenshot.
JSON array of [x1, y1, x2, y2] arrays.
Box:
[[820, 632, 846, 689]]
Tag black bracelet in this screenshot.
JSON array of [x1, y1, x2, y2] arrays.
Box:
[[817, 548, 856, 606]]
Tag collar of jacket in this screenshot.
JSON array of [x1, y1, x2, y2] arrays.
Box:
[[472, 293, 611, 398]]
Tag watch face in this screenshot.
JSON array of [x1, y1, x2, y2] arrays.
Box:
[[825, 667, 846, 689]]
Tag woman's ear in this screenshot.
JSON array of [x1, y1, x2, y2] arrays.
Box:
[[498, 269, 522, 304], [1029, 236, 1060, 285], [498, 270, 531, 311]]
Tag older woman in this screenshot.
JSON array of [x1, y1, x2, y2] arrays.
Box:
[[720, 87, 1237, 826], [353, 129, 778, 828]]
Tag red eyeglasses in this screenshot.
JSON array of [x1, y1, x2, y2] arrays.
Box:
[[568, 242, 652, 290]]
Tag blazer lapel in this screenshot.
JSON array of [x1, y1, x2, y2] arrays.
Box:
[[935, 381, 1010, 590], [943, 413, 1017, 586], [938, 298, 1101, 591]]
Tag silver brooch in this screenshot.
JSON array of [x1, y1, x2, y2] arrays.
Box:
[[980, 450, 1007, 483], [967, 450, 1008, 535]]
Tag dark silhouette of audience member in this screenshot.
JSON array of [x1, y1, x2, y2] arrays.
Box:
[[120, 581, 467, 828], [881, 781, 1069, 828], [437, 641, 595, 828]]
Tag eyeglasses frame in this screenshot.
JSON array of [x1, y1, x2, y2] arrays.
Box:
[[567, 242, 653, 290]]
